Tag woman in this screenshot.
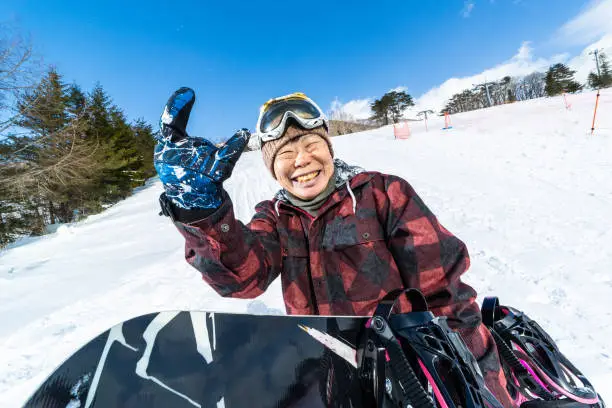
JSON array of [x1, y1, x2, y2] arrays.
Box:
[[154, 88, 513, 406]]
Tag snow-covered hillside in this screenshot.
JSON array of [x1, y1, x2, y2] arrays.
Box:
[[1, 89, 611, 406]]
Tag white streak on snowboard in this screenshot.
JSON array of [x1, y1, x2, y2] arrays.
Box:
[[190, 312, 212, 363], [134, 312, 202, 407], [298, 325, 358, 368], [66, 373, 91, 407], [199, 314, 224, 408], [209, 312, 216, 350], [85, 323, 138, 408]]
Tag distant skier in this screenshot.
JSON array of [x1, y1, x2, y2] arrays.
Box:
[[154, 88, 513, 406]]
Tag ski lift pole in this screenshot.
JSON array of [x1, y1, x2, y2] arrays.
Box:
[[417, 110, 433, 132]]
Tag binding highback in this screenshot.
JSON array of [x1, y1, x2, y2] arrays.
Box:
[[358, 289, 504, 408], [481, 297, 604, 407]]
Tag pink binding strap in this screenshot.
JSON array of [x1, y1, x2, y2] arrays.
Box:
[[418, 359, 449, 408], [514, 345, 600, 405]]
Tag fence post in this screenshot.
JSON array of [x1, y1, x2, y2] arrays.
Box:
[[442, 112, 453, 130], [562, 92, 572, 110], [591, 90, 600, 135]]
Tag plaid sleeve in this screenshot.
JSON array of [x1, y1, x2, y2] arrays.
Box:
[[383, 175, 514, 407], [173, 195, 283, 299]]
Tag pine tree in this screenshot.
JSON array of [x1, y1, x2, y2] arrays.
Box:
[[66, 84, 87, 118], [104, 107, 141, 199], [16, 68, 69, 137], [545, 63, 583, 96], [80, 84, 118, 207], [601, 53, 612, 87], [370, 91, 414, 124], [86, 83, 113, 136], [0, 143, 31, 245], [545, 68, 561, 96], [587, 72, 600, 89], [131, 119, 156, 182], [588, 52, 612, 89], [370, 99, 389, 125], [5, 69, 102, 227], [12, 69, 71, 226], [83, 85, 146, 204], [1, 63, 156, 246], [387, 91, 414, 123]]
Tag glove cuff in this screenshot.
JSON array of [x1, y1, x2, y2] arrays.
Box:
[[159, 192, 226, 223]]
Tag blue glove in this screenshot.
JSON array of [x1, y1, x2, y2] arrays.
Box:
[[154, 87, 250, 210]]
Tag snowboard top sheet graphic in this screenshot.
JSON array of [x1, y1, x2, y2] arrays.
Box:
[[23, 311, 368, 408]]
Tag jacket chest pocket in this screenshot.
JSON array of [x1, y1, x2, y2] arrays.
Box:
[[278, 222, 312, 310], [321, 215, 400, 303], [321, 215, 385, 250], [277, 218, 310, 258]]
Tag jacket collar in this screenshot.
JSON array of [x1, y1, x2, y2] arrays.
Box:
[[274, 158, 364, 203], [273, 159, 372, 217]]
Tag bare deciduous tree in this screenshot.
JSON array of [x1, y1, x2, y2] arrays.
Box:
[[1, 114, 102, 224], [327, 107, 378, 136], [0, 24, 40, 135], [442, 72, 548, 114]]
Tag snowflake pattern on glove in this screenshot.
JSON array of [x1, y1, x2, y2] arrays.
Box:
[[154, 87, 250, 209]]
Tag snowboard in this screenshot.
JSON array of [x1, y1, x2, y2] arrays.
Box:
[[23, 311, 371, 408]]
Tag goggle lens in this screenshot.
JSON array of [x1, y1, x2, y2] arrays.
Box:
[[260, 98, 321, 133]]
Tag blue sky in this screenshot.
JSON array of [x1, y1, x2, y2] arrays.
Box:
[[1, 0, 600, 142]]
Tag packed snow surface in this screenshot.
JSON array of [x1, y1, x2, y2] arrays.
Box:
[[1, 90, 611, 406]]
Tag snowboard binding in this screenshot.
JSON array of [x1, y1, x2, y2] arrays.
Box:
[[358, 289, 504, 408], [481, 297, 604, 407]]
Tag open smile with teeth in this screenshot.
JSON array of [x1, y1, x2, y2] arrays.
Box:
[[293, 170, 320, 183]]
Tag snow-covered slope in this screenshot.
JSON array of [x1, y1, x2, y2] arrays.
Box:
[[1, 89, 611, 406]]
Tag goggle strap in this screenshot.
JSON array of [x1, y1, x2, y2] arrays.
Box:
[[259, 111, 327, 143], [261, 92, 309, 111]]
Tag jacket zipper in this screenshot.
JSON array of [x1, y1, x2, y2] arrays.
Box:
[[297, 215, 319, 315]]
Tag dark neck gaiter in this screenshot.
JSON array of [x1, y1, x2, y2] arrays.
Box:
[[284, 170, 337, 217]]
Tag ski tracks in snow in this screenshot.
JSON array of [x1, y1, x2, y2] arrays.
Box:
[[1, 90, 611, 405]]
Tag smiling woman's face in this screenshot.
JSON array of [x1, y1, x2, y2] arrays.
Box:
[[273, 134, 334, 200]]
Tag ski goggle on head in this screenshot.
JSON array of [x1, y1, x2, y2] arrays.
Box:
[[255, 92, 329, 146]]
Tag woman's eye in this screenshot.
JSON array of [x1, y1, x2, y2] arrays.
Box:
[[278, 151, 295, 158]]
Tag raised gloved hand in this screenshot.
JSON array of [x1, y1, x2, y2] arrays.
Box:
[[154, 87, 250, 210]]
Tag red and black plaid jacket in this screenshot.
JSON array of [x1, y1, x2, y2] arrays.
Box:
[[171, 164, 513, 406]]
